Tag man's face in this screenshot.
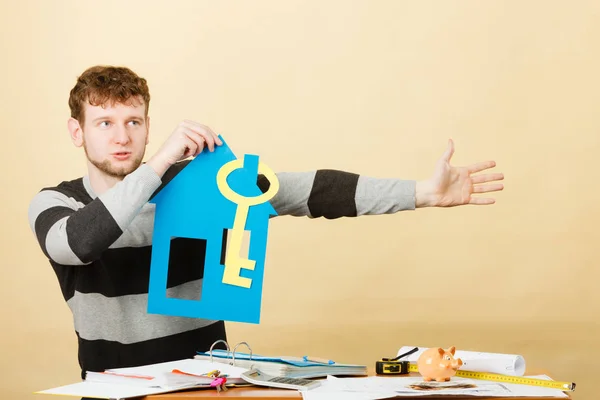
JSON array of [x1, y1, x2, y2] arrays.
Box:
[[78, 98, 149, 178]]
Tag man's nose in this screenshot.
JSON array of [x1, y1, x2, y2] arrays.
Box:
[[113, 125, 130, 144]]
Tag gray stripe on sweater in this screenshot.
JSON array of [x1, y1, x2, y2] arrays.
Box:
[[28, 190, 85, 235], [67, 279, 217, 343], [45, 216, 87, 265], [355, 175, 416, 215], [97, 164, 162, 232], [268, 171, 316, 217], [108, 204, 156, 249]]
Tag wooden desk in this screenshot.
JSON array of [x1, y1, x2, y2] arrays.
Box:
[[143, 372, 571, 400]]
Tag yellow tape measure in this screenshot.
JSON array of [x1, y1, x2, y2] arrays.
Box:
[[407, 363, 575, 392]]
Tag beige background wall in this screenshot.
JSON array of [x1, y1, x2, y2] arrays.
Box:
[[1, 0, 598, 398]]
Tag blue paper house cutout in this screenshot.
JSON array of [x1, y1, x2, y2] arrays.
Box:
[[147, 135, 278, 324]]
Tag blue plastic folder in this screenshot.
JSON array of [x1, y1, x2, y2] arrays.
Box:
[[194, 350, 368, 378], [198, 349, 326, 366]]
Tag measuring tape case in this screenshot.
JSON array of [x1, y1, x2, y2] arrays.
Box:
[[375, 360, 410, 375]]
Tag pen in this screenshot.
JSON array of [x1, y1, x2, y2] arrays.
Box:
[[303, 356, 335, 365], [172, 369, 228, 378], [172, 369, 205, 378], [101, 371, 155, 380]]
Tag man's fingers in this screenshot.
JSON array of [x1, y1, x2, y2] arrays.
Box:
[[471, 173, 504, 184], [468, 161, 497, 174], [180, 121, 213, 151], [468, 197, 495, 205], [182, 120, 223, 150], [181, 128, 204, 156], [181, 127, 208, 153], [182, 136, 200, 158], [182, 120, 223, 147], [186, 124, 215, 151], [472, 183, 504, 193], [205, 125, 222, 145], [441, 139, 455, 162]]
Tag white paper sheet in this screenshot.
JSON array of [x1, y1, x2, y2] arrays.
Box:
[[36, 358, 250, 399], [301, 375, 569, 399], [397, 346, 526, 376], [105, 358, 248, 382], [36, 381, 172, 399]]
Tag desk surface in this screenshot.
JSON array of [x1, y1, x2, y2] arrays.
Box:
[[143, 372, 571, 400]]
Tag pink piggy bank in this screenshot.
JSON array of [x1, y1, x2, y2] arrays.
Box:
[[417, 346, 463, 382]]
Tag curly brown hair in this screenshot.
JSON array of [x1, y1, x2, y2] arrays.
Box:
[[68, 65, 151, 126]]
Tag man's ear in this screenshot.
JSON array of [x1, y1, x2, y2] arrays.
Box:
[[145, 116, 151, 144], [68, 118, 84, 147]]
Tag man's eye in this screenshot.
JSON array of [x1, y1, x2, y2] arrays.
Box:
[[129, 120, 139, 126], [99, 121, 110, 127]]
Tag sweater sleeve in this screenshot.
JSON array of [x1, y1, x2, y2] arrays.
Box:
[[28, 164, 162, 265], [258, 169, 416, 218]]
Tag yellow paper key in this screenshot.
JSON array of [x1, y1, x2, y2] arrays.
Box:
[[216, 158, 279, 288]]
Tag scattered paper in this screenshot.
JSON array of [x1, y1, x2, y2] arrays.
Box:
[[36, 358, 251, 400], [36, 381, 171, 399], [103, 358, 248, 384], [301, 375, 569, 399]]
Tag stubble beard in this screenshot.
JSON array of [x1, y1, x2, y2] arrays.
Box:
[[83, 142, 145, 179]]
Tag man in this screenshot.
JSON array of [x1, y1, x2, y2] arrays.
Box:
[[28, 65, 504, 379]]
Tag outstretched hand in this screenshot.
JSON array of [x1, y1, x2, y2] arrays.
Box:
[[416, 139, 504, 207]]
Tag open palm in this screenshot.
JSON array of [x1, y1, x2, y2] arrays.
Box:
[[420, 140, 504, 207]]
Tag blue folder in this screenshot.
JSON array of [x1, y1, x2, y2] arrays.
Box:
[[196, 349, 360, 368]]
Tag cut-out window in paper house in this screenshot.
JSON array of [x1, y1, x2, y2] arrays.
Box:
[[147, 136, 279, 324]]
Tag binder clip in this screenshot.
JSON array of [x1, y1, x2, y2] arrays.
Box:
[[375, 347, 418, 375]]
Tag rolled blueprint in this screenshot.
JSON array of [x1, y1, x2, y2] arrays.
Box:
[[396, 346, 526, 376]]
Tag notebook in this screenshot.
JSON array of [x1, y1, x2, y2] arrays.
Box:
[[195, 350, 368, 379]]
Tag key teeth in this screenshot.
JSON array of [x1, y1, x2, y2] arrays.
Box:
[[240, 258, 256, 271], [222, 273, 252, 288], [222, 257, 256, 288]]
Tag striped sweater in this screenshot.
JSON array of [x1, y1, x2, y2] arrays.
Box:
[[27, 160, 416, 378]]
